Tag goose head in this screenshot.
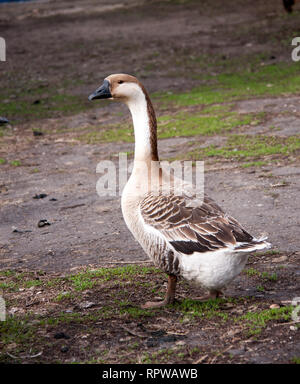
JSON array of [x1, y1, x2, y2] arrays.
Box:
[[89, 73, 159, 161], [88, 74, 144, 104]]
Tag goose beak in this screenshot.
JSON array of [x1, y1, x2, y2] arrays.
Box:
[[88, 80, 112, 101]]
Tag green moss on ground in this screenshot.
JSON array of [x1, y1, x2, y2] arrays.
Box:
[[180, 135, 300, 162], [157, 63, 300, 107]]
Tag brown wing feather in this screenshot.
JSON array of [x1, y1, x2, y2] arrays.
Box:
[[140, 193, 254, 255]]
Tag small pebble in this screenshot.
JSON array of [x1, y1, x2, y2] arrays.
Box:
[[54, 332, 70, 340], [273, 256, 288, 263], [119, 336, 131, 342], [33, 130, 43, 137], [33, 193, 47, 199], [290, 326, 297, 331], [81, 334, 90, 339], [38, 219, 51, 228], [175, 340, 186, 346], [79, 301, 96, 309], [269, 304, 280, 309], [60, 346, 69, 353], [12, 228, 32, 234]]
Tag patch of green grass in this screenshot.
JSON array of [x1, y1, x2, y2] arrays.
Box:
[[0, 270, 16, 277], [46, 277, 63, 287], [0, 281, 17, 290], [291, 357, 300, 364], [157, 112, 256, 138], [0, 315, 37, 346], [0, 271, 47, 292], [176, 298, 231, 321], [0, 123, 11, 137], [245, 269, 278, 282], [67, 265, 160, 291], [245, 268, 260, 277], [24, 279, 43, 288], [54, 292, 75, 302], [0, 158, 6, 165], [175, 296, 293, 337], [39, 307, 114, 327], [190, 347, 200, 354], [78, 124, 134, 144], [183, 135, 300, 162], [241, 161, 267, 168], [140, 348, 177, 364], [0, 92, 92, 123], [120, 305, 155, 318], [40, 300, 154, 327], [10, 160, 21, 167], [157, 63, 300, 107], [0, 273, 43, 292], [261, 272, 278, 282], [30, 168, 40, 173], [68, 273, 95, 291], [79, 108, 260, 144], [264, 249, 281, 256], [238, 306, 292, 336]]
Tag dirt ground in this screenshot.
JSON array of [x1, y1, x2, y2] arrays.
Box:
[[0, 0, 299, 364]]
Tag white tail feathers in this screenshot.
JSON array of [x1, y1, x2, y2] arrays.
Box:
[[234, 237, 271, 253]]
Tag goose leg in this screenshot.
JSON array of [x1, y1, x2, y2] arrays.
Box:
[[141, 274, 177, 309], [195, 289, 223, 302]]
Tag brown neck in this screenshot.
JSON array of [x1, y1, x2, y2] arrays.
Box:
[[126, 82, 159, 164], [140, 85, 159, 162]]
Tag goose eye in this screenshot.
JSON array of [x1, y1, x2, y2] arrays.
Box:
[[118, 80, 124, 84]]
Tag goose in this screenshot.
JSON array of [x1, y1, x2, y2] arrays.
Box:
[[88, 74, 271, 308]]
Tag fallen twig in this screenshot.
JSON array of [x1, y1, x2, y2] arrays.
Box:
[[60, 203, 85, 210], [270, 182, 289, 188], [25, 300, 40, 308], [120, 325, 148, 338], [7, 351, 42, 359], [209, 346, 232, 364], [193, 354, 208, 364], [273, 320, 299, 326]]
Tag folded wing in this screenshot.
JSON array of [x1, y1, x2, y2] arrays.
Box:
[[140, 193, 269, 255]]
